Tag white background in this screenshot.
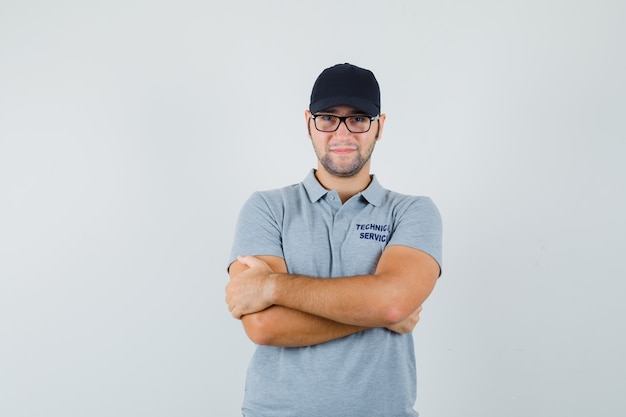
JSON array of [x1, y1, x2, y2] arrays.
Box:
[[1, 1, 624, 416]]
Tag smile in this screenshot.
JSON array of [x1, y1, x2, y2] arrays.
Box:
[[329, 147, 358, 155]]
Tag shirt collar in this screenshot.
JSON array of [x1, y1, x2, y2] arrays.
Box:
[[302, 169, 385, 206], [360, 175, 385, 206], [302, 170, 329, 202]]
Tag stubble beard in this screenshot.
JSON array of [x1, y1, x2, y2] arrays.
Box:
[[318, 141, 376, 178]]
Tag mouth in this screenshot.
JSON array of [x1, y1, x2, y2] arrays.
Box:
[[329, 147, 357, 155]]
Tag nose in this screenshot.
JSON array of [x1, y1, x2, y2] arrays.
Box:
[[334, 118, 352, 136]]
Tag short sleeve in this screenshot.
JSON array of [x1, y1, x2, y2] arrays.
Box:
[[228, 192, 285, 269], [386, 196, 443, 270]]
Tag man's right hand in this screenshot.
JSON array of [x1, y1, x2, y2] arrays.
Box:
[[226, 256, 277, 319], [385, 305, 423, 334]]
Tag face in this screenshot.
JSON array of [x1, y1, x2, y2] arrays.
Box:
[[306, 105, 385, 178]]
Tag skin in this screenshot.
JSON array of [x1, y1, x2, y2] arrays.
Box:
[[225, 105, 439, 347], [310, 111, 378, 179]]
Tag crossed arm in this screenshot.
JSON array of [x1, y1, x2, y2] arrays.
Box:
[[225, 245, 439, 348]]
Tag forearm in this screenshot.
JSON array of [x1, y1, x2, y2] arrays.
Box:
[[269, 246, 439, 327], [270, 273, 399, 327], [242, 305, 368, 347]]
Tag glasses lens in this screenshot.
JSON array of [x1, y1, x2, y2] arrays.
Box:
[[345, 116, 371, 133], [314, 115, 339, 132]]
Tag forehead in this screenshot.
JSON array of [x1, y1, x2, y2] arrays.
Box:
[[317, 105, 368, 115]]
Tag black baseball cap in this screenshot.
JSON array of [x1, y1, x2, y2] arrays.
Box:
[[309, 63, 381, 116]]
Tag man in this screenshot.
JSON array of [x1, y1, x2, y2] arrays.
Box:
[[225, 63, 442, 417]]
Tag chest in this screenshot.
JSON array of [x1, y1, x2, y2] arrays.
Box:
[[281, 198, 393, 277]]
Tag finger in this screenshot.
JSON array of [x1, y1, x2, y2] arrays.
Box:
[[237, 255, 266, 269], [236, 255, 255, 267]]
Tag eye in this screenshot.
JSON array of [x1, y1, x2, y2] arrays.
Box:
[[350, 116, 367, 123], [319, 115, 336, 122]]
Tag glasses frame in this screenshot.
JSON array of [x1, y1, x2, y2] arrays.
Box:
[[310, 113, 380, 133]]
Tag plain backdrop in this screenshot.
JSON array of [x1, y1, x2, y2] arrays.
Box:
[[1, 1, 625, 416]]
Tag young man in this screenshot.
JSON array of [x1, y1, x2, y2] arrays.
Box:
[[226, 63, 442, 417]]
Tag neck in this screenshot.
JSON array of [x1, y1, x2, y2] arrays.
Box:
[[314, 166, 372, 203]]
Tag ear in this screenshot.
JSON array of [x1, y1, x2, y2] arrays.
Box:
[[304, 109, 312, 139]]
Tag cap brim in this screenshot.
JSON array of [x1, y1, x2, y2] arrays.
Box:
[[310, 96, 379, 116]]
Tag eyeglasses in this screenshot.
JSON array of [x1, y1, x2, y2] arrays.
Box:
[[310, 114, 380, 133]]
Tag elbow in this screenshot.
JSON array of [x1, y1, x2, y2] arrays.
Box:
[[381, 305, 407, 326], [377, 281, 434, 325], [379, 294, 416, 325], [242, 312, 275, 346]]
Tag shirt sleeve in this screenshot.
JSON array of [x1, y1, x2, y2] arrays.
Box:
[[386, 196, 443, 270], [228, 191, 285, 270]]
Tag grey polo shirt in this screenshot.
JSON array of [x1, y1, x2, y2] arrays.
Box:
[[229, 170, 442, 417]]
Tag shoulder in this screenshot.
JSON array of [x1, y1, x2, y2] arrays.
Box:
[[382, 190, 440, 219], [366, 177, 439, 216], [239, 182, 305, 217], [246, 182, 304, 206]]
